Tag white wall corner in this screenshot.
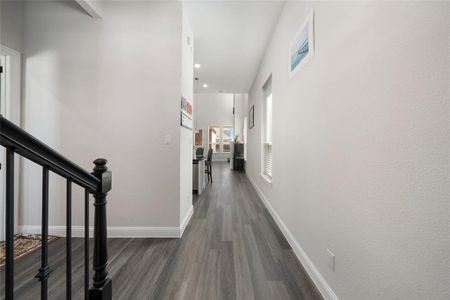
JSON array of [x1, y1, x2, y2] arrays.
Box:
[[74, 0, 103, 19], [246, 174, 339, 300], [180, 205, 194, 237]]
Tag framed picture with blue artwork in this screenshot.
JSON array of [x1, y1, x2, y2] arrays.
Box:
[[289, 10, 314, 78]]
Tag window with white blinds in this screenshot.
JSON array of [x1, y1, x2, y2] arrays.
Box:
[[262, 77, 273, 178]]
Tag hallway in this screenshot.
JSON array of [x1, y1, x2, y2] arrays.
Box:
[[158, 162, 321, 299], [2, 163, 321, 300], [1, 1, 448, 298]]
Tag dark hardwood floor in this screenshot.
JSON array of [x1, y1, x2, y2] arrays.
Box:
[[1, 162, 322, 300]]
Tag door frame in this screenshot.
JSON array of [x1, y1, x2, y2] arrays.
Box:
[[0, 44, 22, 240], [0, 44, 21, 121]]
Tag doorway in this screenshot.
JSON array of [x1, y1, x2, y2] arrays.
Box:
[[0, 45, 22, 241]]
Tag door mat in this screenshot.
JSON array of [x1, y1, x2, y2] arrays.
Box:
[[0, 234, 59, 267]]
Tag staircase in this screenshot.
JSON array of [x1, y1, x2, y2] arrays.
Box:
[[0, 115, 112, 300]]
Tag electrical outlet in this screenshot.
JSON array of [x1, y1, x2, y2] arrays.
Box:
[[327, 249, 335, 272]]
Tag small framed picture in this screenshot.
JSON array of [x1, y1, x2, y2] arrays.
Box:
[[180, 112, 192, 130], [249, 105, 254, 129], [289, 10, 314, 78]]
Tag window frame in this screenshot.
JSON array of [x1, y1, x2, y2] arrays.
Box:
[[208, 124, 234, 153], [261, 76, 273, 182]]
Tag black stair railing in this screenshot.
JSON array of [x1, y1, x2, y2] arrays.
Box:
[[0, 114, 112, 300]]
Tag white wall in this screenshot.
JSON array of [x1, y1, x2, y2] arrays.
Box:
[[196, 93, 234, 161], [233, 93, 247, 144], [0, 1, 24, 53], [179, 5, 194, 234], [20, 1, 184, 234], [247, 2, 450, 299]]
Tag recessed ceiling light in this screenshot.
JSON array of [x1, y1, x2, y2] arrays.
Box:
[[194, 63, 201, 69], [202, 84, 208, 88]]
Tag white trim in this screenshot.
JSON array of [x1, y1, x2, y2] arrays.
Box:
[[0, 44, 21, 239], [0, 44, 20, 57], [20, 225, 94, 238], [246, 174, 339, 300], [0, 44, 21, 123], [19, 225, 182, 238], [180, 205, 194, 237], [108, 227, 180, 238], [20, 206, 194, 239], [260, 173, 272, 184]]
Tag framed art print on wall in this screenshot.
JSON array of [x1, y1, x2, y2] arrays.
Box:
[[289, 10, 314, 78], [180, 96, 193, 129]]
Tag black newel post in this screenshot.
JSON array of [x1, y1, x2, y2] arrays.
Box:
[[89, 158, 112, 300]]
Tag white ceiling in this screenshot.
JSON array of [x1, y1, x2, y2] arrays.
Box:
[[185, 1, 285, 94]]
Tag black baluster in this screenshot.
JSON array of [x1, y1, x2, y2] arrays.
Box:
[[85, 189, 89, 300], [5, 148, 15, 300], [89, 158, 112, 300], [66, 180, 72, 300], [35, 166, 51, 300]]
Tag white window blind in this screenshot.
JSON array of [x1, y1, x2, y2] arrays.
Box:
[[262, 77, 273, 178], [266, 94, 272, 142], [264, 143, 272, 177]]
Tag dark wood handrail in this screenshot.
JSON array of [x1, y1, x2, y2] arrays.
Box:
[[0, 115, 99, 192], [0, 114, 112, 300]]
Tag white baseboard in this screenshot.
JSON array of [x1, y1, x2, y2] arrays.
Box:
[[19, 208, 195, 239], [20, 225, 92, 237], [19, 225, 181, 238], [246, 174, 339, 300], [180, 205, 194, 237], [108, 227, 180, 238]]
